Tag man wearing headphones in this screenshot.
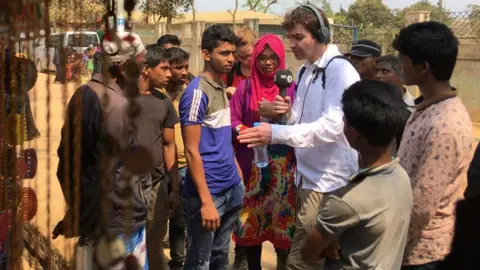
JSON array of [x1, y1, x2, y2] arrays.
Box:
[[237, 5, 360, 269]]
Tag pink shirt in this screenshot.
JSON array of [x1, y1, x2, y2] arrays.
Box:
[[398, 93, 473, 265]]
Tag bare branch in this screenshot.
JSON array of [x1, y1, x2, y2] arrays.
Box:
[[230, 0, 239, 31], [263, 0, 278, 13]]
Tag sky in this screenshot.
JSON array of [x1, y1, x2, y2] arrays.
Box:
[[193, 0, 476, 14]]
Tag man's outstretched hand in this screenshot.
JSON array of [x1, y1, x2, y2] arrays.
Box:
[[237, 122, 272, 148]]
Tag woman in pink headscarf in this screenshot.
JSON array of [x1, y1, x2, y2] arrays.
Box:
[[230, 34, 296, 270]]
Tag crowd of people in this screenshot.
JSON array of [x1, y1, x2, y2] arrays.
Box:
[[51, 4, 479, 270]]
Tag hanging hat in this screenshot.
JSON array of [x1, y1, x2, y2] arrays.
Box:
[[102, 32, 145, 63]]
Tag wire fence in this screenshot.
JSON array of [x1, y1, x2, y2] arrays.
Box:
[[360, 10, 480, 55], [353, 9, 480, 121], [433, 10, 480, 43]]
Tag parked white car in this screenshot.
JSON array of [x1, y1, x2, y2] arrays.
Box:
[[33, 31, 100, 71]]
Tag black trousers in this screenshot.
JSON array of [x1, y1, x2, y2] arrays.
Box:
[[244, 244, 289, 270]]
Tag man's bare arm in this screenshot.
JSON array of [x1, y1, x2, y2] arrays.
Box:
[[163, 127, 178, 190], [163, 127, 179, 216], [234, 155, 243, 182], [183, 124, 220, 231], [301, 227, 336, 263], [183, 125, 210, 202]]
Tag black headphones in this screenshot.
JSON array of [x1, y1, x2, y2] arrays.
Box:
[[299, 5, 331, 43]]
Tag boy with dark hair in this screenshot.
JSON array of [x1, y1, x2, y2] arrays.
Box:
[[179, 24, 244, 270], [376, 55, 415, 112], [157, 34, 182, 48], [301, 80, 413, 269], [158, 46, 190, 270], [238, 6, 360, 269], [393, 21, 473, 269], [137, 44, 180, 270], [157, 35, 195, 85]]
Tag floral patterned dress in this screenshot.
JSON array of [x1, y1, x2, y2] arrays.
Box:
[[230, 79, 296, 250]]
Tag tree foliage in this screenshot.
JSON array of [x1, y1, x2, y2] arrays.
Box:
[[399, 0, 451, 25], [140, 0, 191, 23], [294, 0, 334, 18], [319, 0, 334, 18], [47, 0, 106, 27], [345, 0, 396, 30], [333, 6, 349, 25]]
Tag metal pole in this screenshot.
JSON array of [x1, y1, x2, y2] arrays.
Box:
[[438, 0, 444, 13]]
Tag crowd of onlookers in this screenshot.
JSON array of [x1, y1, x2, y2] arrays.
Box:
[[48, 3, 479, 270]]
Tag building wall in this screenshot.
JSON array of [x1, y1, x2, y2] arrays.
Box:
[[453, 43, 480, 122]]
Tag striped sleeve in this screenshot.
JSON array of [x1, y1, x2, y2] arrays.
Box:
[[179, 85, 208, 126]]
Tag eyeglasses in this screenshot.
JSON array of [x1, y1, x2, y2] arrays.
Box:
[[258, 55, 279, 63]]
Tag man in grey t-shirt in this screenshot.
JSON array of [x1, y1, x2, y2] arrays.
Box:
[[301, 80, 413, 270], [137, 45, 180, 269]]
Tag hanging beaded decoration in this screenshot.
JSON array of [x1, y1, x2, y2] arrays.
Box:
[[94, 0, 153, 268], [0, 42, 39, 270], [1, 0, 44, 268]]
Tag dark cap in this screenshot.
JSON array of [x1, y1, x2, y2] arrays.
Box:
[[345, 40, 382, 58]]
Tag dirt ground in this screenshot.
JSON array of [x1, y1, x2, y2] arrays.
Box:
[[21, 73, 479, 269]]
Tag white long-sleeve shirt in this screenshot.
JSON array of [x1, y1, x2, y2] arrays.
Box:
[[271, 45, 360, 193]]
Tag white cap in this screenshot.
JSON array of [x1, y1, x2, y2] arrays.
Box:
[[103, 32, 145, 63]]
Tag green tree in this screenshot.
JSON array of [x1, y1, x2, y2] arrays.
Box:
[[399, 0, 451, 24], [295, 0, 334, 17], [344, 0, 398, 54], [47, 0, 106, 27], [333, 6, 350, 25], [346, 0, 396, 30], [319, 0, 334, 17], [140, 0, 191, 23]]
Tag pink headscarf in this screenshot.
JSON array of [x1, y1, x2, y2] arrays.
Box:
[[249, 34, 286, 111]]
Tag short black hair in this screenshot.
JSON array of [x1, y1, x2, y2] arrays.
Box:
[[144, 44, 169, 68], [156, 34, 182, 47], [342, 80, 407, 147], [167, 47, 190, 64], [376, 55, 402, 76], [201, 25, 239, 52], [393, 21, 458, 81]]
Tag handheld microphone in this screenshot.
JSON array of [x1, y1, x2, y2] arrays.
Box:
[[274, 70, 294, 125], [274, 69, 294, 97]]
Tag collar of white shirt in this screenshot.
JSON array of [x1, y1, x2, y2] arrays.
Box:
[[303, 44, 343, 71]]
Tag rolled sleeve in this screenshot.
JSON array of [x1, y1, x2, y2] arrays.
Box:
[[271, 124, 289, 145], [316, 195, 360, 238]]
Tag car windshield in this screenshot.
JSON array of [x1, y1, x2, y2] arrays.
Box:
[[67, 34, 98, 47]]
